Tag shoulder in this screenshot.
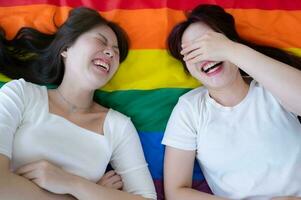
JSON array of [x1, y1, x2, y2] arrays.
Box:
[[250, 80, 287, 109], [0, 79, 45, 107], [179, 86, 207, 102], [105, 109, 134, 135], [1, 78, 43, 94], [249, 80, 274, 99], [106, 109, 131, 124], [1, 78, 26, 92], [104, 109, 138, 147], [167, 86, 208, 128], [175, 86, 207, 111]]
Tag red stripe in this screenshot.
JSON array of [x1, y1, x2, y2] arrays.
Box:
[[1, 0, 301, 11], [167, 0, 301, 11]]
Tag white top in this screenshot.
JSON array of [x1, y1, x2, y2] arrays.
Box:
[[0, 79, 156, 199], [162, 80, 301, 200]]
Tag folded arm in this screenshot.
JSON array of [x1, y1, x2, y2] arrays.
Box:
[[0, 155, 75, 200]]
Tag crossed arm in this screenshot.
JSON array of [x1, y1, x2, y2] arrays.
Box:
[[0, 154, 153, 200], [0, 155, 76, 200]]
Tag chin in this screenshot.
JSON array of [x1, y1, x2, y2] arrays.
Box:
[[87, 80, 106, 90], [203, 79, 229, 90]]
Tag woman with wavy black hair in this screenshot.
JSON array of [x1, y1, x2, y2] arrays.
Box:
[[163, 4, 301, 200], [0, 7, 156, 200]]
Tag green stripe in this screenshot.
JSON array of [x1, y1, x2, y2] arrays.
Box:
[[95, 88, 191, 131], [0, 81, 192, 132]]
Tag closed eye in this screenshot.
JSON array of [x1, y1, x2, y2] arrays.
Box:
[[96, 38, 107, 46], [96, 33, 119, 55], [113, 47, 119, 55]]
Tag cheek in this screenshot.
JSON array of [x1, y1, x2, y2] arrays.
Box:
[[186, 63, 200, 77], [186, 62, 195, 72], [113, 56, 120, 65], [110, 59, 120, 72], [227, 65, 240, 77]]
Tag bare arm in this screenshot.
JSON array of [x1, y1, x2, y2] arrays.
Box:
[[164, 146, 227, 200], [228, 42, 301, 115], [0, 155, 75, 200], [67, 176, 153, 200], [16, 159, 154, 200]]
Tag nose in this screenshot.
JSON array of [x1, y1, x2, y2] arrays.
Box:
[[103, 48, 114, 58]]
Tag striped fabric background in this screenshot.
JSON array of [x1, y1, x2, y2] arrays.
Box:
[[1, 1, 301, 199]]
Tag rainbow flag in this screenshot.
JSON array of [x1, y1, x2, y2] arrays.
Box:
[[1, 0, 301, 199]]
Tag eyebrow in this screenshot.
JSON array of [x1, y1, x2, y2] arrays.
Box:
[[98, 33, 119, 50]]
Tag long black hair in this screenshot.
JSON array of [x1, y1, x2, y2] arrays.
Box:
[[167, 4, 301, 73], [0, 7, 129, 84]]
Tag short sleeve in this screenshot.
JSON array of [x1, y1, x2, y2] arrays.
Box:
[[0, 79, 26, 158], [109, 114, 156, 199], [256, 81, 299, 118], [162, 98, 197, 151]]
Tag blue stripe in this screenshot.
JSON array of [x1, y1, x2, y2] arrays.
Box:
[[138, 131, 204, 180]]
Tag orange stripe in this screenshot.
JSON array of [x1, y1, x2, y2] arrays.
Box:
[[102, 8, 185, 49], [227, 9, 301, 49], [0, 5, 70, 38], [0, 5, 301, 49]]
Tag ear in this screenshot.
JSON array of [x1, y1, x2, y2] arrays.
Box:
[[61, 50, 67, 58]]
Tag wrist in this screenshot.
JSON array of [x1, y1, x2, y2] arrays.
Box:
[[65, 174, 85, 196], [224, 40, 240, 61]]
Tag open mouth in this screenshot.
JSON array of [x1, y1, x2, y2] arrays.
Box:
[[201, 61, 223, 74], [92, 59, 110, 72]]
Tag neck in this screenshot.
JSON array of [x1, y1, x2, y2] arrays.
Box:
[[208, 74, 249, 107], [56, 79, 94, 113]]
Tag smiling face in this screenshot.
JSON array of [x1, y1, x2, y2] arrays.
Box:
[[181, 22, 241, 90], [61, 25, 120, 90]]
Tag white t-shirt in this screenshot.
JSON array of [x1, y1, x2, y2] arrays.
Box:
[[0, 79, 156, 199], [162, 80, 301, 200]]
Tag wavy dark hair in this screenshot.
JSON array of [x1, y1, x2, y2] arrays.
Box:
[[0, 7, 129, 84], [167, 4, 301, 73]]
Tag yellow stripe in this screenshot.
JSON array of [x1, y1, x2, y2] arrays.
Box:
[[98, 48, 301, 91], [0, 50, 201, 90], [2, 48, 301, 91], [286, 48, 301, 57], [102, 50, 200, 91], [0, 74, 10, 82]]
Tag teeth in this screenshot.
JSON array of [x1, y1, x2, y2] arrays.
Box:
[[93, 59, 109, 71], [202, 61, 220, 71], [207, 66, 220, 73]]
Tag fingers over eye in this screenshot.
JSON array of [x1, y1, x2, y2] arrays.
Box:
[[181, 43, 201, 55], [183, 49, 203, 61]]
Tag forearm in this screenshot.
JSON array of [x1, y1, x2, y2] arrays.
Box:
[[229, 43, 301, 114], [0, 173, 76, 200], [166, 187, 228, 200], [68, 175, 152, 200]]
